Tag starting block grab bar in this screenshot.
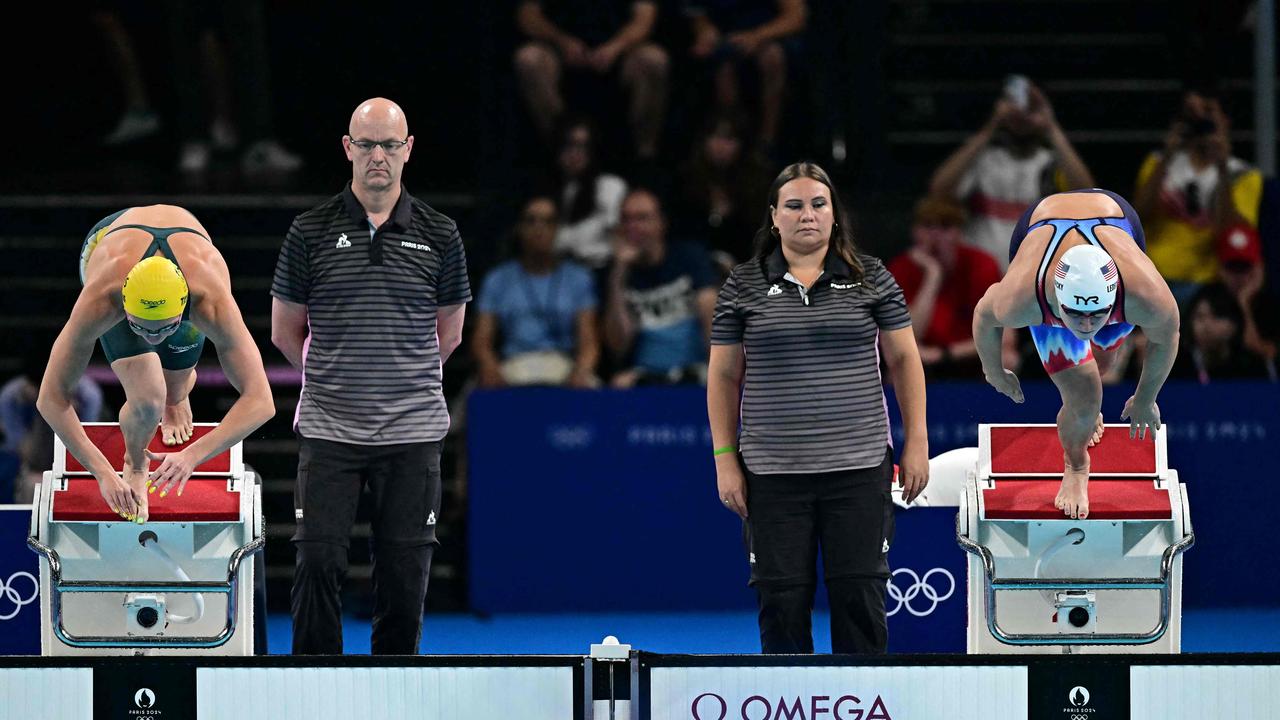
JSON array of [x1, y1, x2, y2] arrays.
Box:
[[957, 519, 1194, 645]]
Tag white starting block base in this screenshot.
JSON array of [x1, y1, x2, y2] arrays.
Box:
[[958, 424, 1194, 654], [962, 517, 1187, 654], [30, 423, 262, 656]]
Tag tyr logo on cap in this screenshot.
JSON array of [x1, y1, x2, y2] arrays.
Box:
[[1074, 295, 1099, 305]]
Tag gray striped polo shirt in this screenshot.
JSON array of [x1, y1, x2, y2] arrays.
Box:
[[271, 183, 472, 445], [711, 247, 912, 474]]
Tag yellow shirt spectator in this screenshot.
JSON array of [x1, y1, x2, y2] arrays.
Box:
[[1136, 151, 1262, 284]]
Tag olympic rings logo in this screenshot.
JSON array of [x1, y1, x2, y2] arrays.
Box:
[[886, 567, 955, 617], [0, 571, 38, 621]]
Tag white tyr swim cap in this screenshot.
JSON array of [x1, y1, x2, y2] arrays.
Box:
[[1054, 244, 1118, 313]]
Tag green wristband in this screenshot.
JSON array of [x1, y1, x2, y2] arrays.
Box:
[[713, 446, 737, 457]]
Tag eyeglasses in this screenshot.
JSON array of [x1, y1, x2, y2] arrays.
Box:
[[348, 138, 409, 154], [127, 318, 182, 338]]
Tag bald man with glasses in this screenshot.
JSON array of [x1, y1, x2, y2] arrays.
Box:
[[271, 98, 471, 655]]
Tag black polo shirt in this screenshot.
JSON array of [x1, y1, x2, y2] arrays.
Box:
[[710, 246, 912, 474], [271, 183, 471, 445]]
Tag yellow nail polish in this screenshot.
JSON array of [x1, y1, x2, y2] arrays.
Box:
[[160, 491, 167, 498], [136, 517, 144, 524], [149, 486, 156, 494]]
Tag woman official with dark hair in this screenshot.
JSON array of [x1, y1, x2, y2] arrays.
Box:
[[706, 162, 929, 653]]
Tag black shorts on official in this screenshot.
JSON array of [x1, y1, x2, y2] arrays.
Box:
[[292, 436, 443, 548], [743, 447, 895, 586]]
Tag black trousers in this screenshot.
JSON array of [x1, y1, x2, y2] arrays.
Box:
[[743, 448, 895, 654], [290, 436, 442, 655]]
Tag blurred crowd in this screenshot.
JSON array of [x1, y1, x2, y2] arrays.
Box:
[[464, 1, 1277, 393], [19, 1, 1279, 440]]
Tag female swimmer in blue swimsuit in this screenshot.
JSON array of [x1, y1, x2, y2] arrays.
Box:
[[973, 189, 1180, 519]]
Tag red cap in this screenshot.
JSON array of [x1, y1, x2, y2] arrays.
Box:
[[1217, 224, 1262, 266]]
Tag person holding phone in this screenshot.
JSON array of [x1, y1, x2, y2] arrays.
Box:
[[1133, 89, 1263, 307], [929, 76, 1095, 271]]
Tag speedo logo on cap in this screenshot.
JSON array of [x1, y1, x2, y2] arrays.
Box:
[[140, 299, 167, 310]]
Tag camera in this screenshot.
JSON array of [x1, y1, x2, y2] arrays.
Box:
[[1178, 108, 1218, 137], [1055, 590, 1097, 633], [124, 594, 168, 636], [1187, 116, 1218, 137]]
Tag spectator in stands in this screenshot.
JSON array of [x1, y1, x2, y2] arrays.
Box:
[[1170, 283, 1276, 383], [887, 196, 1002, 378], [550, 118, 629, 269], [676, 112, 773, 275], [167, 0, 302, 174], [1, 338, 103, 502], [472, 196, 601, 387], [1134, 90, 1264, 306], [929, 77, 1094, 270], [1215, 223, 1278, 364], [684, 0, 807, 154], [92, 7, 162, 145], [513, 0, 668, 161], [603, 189, 718, 387]]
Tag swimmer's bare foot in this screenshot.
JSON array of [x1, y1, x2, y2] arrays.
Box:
[[1056, 453, 1090, 520], [162, 397, 193, 446], [1088, 413, 1104, 447]]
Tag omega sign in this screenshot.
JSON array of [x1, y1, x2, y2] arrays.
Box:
[[691, 692, 893, 720]]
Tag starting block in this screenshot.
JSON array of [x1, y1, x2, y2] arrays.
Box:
[[956, 424, 1194, 653], [27, 423, 262, 655]]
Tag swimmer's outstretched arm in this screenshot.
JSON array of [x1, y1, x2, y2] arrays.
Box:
[[147, 256, 274, 496], [37, 273, 143, 518], [973, 285, 1027, 403], [1123, 313, 1179, 440]]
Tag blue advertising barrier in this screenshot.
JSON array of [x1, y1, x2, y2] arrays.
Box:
[[0, 505, 41, 654], [466, 387, 968, 651], [468, 381, 1280, 630], [884, 507, 967, 652]]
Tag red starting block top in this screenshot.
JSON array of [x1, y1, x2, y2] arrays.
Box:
[[65, 424, 231, 475], [52, 478, 241, 522], [983, 478, 1171, 520], [989, 426, 1158, 475]]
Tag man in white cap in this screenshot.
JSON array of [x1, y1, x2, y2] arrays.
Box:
[[973, 189, 1180, 519]]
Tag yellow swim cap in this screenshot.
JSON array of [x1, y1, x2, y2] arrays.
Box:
[[122, 256, 189, 320]]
